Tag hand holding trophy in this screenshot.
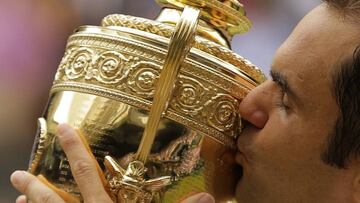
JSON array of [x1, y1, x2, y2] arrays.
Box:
[[11, 124, 215, 203], [18, 0, 265, 202]]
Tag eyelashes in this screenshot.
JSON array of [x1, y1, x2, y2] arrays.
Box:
[[273, 87, 290, 111]]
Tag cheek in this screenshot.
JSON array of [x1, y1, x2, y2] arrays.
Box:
[[245, 112, 322, 169]]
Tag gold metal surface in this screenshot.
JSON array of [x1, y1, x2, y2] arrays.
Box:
[[30, 91, 239, 202], [136, 6, 200, 163], [105, 157, 172, 203], [52, 25, 253, 146], [102, 14, 265, 83], [28, 1, 265, 202], [28, 118, 48, 174], [155, 0, 251, 43], [155, 8, 230, 47]]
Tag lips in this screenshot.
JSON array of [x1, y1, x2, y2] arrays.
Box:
[[235, 150, 246, 165], [236, 132, 248, 161], [236, 125, 254, 167]]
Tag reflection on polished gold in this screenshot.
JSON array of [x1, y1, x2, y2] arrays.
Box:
[[155, 0, 251, 44], [136, 6, 200, 163], [28, 0, 265, 202], [28, 118, 48, 174], [105, 157, 172, 203]]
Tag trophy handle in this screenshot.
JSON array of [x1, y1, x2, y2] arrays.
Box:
[[135, 6, 200, 163], [28, 118, 48, 174], [103, 6, 201, 203]]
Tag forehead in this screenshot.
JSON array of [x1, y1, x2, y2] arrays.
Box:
[[275, 4, 358, 72], [272, 4, 359, 106]]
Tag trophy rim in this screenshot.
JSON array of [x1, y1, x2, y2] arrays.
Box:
[[100, 13, 266, 83], [79, 23, 266, 85]]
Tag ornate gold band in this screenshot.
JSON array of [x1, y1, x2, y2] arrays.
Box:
[[101, 14, 265, 84], [52, 25, 258, 148]]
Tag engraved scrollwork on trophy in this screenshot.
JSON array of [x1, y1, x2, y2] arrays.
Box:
[[51, 33, 254, 147], [101, 14, 266, 84], [171, 76, 209, 116], [205, 94, 239, 136], [64, 48, 93, 80], [127, 61, 161, 99], [55, 48, 74, 82], [86, 51, 129, 85]]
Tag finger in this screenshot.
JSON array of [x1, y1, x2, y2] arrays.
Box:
[[37, 175, 79, 203], [57, 124, 112, 202], [180, 193, 215, 203], [16, 195, 26, 203], [76, 129, 109, 190], [10, 170, 65, 203]]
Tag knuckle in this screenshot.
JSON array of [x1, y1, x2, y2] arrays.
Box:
[[22, 175, 36, 195], [38, 191, 53, 203], [72, 160, 94, 178], [87, 196, 112, 203], [59, 133, 78, 149]]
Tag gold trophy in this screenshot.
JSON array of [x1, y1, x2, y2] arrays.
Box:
[[28, 0, 265, 202]]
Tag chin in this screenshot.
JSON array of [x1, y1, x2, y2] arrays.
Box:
[[234, 165, 244, 202], [234, 168, 257, 203], [235, 179, 243, 200]]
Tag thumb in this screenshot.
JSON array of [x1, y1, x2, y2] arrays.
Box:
[[181, 193, 215, 203]]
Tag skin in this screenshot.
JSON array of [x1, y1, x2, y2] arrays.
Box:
[[10, 124, 215, 203], [10, 3, 360, 203], [236, 3, 360, 203]]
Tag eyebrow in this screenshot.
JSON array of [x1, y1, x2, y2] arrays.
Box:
[[270, 70, 300, 103]]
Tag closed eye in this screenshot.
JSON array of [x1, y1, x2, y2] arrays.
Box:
[[270, 69, 301, 107]]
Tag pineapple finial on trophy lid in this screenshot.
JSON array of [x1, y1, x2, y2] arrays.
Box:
[[155, 0, 252, 47]]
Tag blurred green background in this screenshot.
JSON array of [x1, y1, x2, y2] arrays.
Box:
[[0, 0, 319, 202]]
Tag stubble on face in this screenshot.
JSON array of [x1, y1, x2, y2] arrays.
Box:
[[235, 3, 360, 203]]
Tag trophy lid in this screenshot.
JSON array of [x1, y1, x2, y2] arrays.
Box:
[[155, 0, 252, 43]]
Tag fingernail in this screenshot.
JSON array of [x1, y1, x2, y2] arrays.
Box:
[[10, 170, 26, 186], [57, 123, 71, 136], [198, 193, 215, 203]]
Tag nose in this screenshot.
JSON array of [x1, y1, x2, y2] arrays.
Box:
[[239, 81, 272, 129]]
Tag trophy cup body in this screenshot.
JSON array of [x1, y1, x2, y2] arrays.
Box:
[[28, 1, 265, 202]]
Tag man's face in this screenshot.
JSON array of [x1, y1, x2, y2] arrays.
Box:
[[235, 4, 360, 203]]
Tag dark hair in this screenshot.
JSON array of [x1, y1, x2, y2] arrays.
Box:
[[323, 0, 360, 12], [320, 0, 360, 168], [322, 47, 360, 168]]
